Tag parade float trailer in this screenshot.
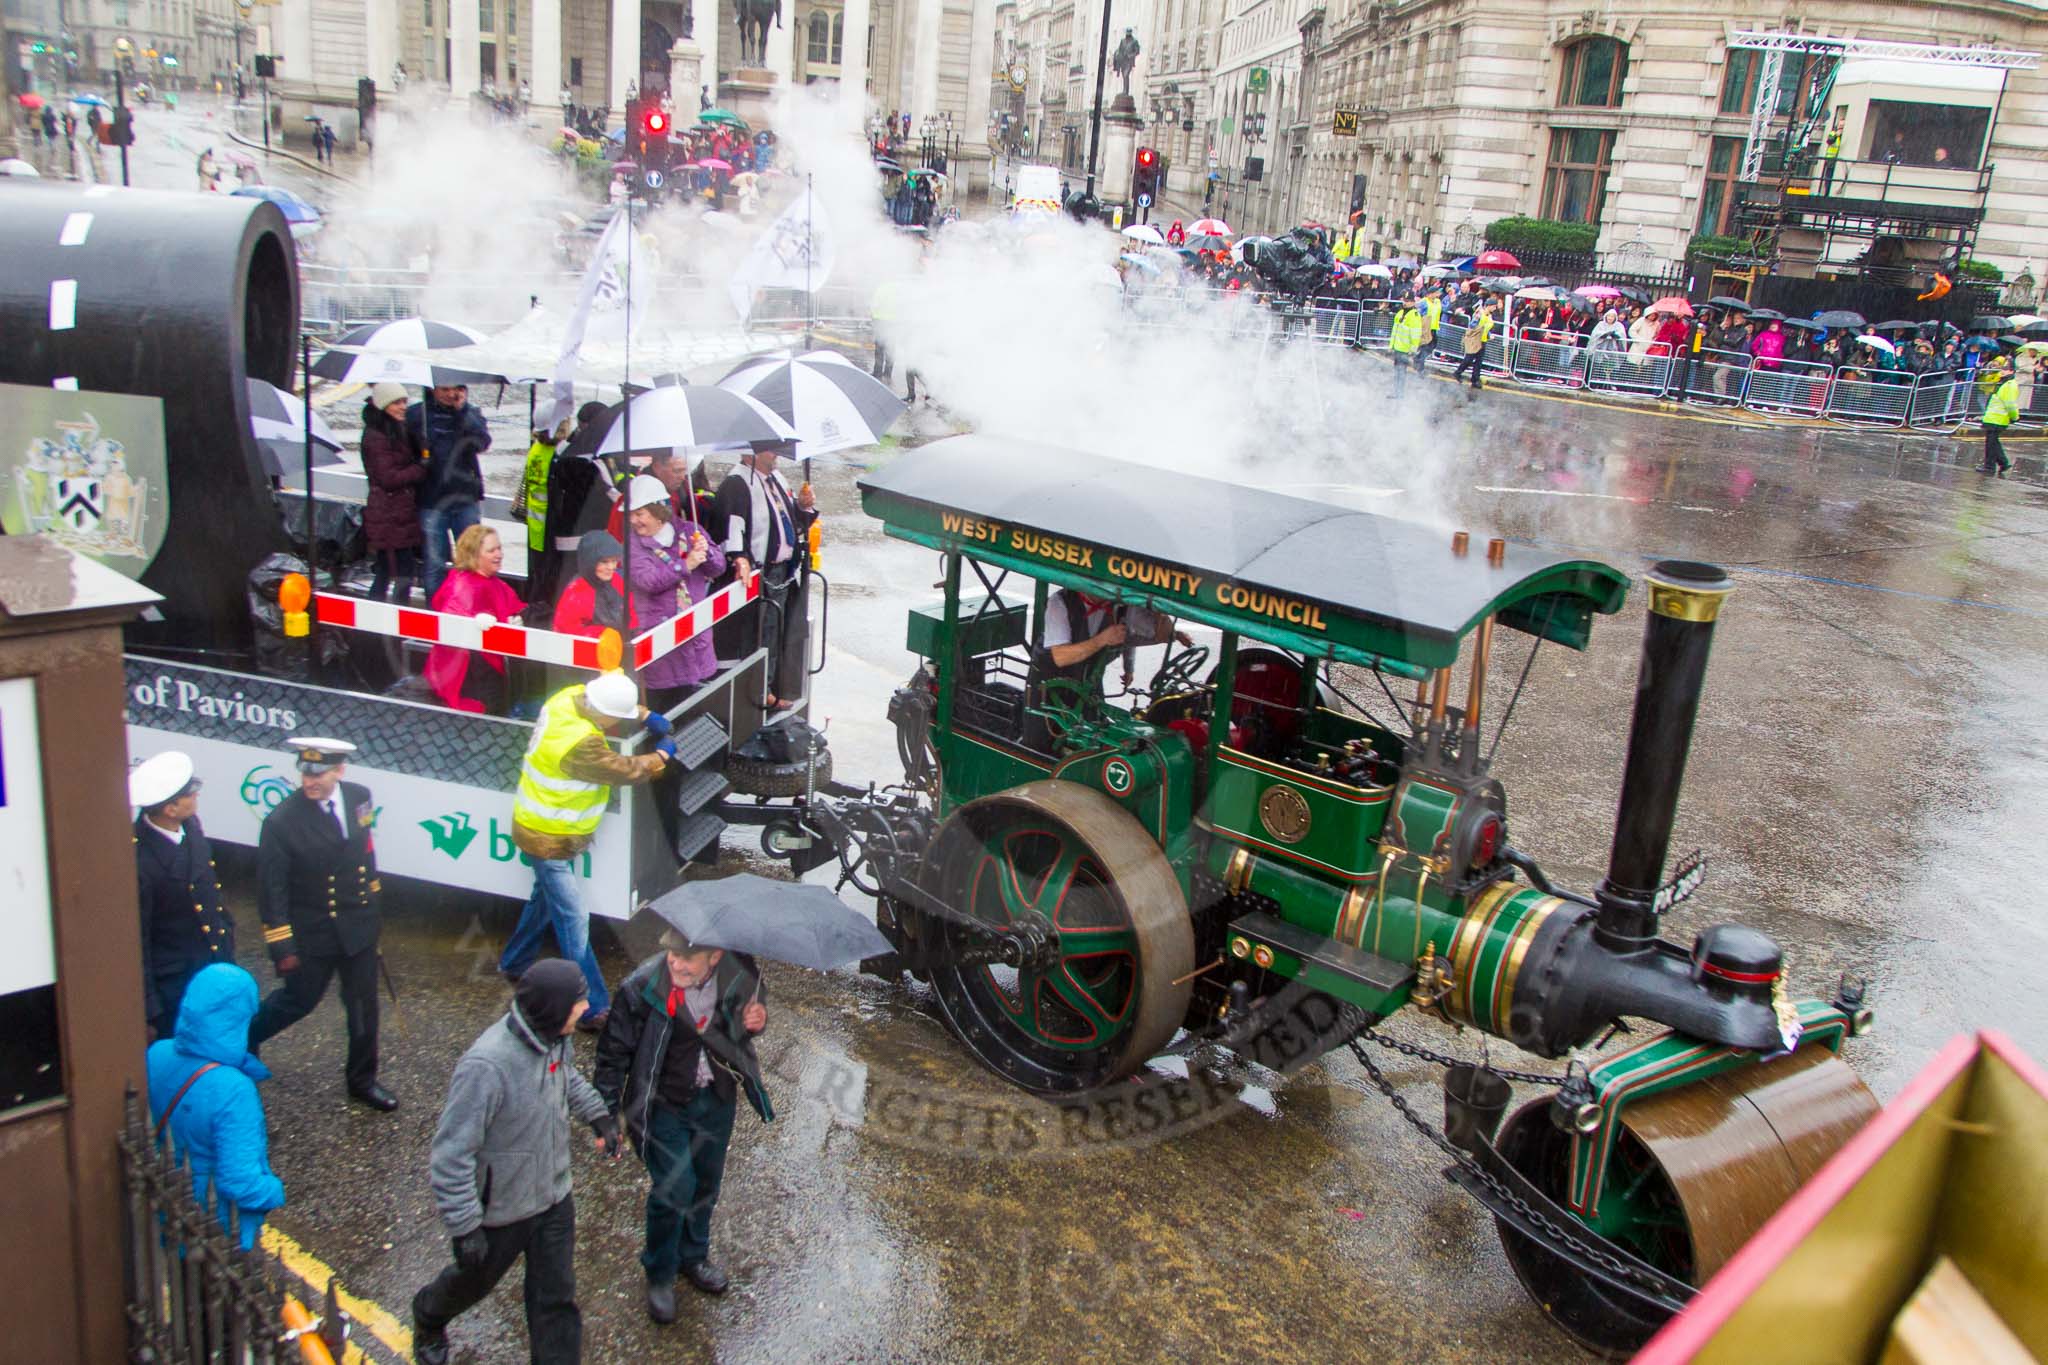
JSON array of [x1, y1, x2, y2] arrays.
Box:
[[0, 185, 827, 916], [763, 437, 1883, 1355], [1638, 1029, 2047, 1365]]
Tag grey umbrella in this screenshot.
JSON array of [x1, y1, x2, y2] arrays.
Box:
[[643, 874, 892, 971]]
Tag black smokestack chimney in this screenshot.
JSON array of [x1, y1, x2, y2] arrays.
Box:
[[1594, 561, 1733, 952]]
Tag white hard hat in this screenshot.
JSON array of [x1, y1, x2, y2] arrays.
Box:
[[130, 751, 198, 809], [584, 671, 640, 720], [627, 474, 670, 512]]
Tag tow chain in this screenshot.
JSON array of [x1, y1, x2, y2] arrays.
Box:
[[1342, 1021, 1688, 1305], [1355, 1026, 1563, 1087]]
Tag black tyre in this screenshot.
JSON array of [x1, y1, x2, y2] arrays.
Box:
[[725, 743, 833, 798]]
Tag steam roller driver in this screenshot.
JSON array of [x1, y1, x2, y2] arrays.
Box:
[[1024, 586, 1189, 750], [247, 738, 399, 1112]]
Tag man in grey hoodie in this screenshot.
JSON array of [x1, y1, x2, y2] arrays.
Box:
[[413, 960, 623, 1365]]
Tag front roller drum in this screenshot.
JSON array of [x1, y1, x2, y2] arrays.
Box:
[[921, 781, 1194, 1096], [1495, 1046, 1879, 1357]]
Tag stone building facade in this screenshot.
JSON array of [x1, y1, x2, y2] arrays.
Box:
[[255, 0, 1004, 188], [1133, 0, 2047, 278]]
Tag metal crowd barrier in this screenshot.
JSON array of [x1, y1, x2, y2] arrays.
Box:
[[1825, 372, 1914, 427], [1510, 334, 1590, 388], [1583, 348, 1672, 396], [1907, 371, 1974, 428], [1680, 347, 1752, 405], [1354, 309, 1394, 350], [1431, 321, 1508, 373], [1743, 359, 1833, 417]]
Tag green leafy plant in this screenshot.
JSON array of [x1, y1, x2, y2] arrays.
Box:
[[1955, 258, 2005, 283], [1483, 216, 1598, 254], [1686, 233, 1751, 260]]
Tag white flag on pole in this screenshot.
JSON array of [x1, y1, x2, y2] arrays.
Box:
[[728, 184, 835, 322], [546, 207, 653, 432]]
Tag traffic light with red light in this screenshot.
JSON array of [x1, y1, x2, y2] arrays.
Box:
[[1133, 146, 1159, 202], [626, 100, 673, 172]]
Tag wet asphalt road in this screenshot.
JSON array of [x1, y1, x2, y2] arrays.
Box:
[[210, 380, 2048, 1364]]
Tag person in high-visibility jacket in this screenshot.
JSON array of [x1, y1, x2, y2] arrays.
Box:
[[498, 672, 672, 1030], [1981, 368, 2018, 476], [1388, 297, 1427, 393], [512, 419, 568, 607], [1420, 285, 1443, 346]]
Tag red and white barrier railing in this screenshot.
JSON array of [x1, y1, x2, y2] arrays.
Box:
[[628, 572, 760, 669], [313, 572, 761, 672]]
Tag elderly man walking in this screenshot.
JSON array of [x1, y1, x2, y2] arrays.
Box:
[[412, 961, 623, 1365], [596, 929, 772, 1320]]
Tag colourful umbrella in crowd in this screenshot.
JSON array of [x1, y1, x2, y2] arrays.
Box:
[[1475, 249, 1520, 271], [1650, 296, 1695, 317]]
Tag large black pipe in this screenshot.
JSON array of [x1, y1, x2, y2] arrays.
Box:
[[0, 183, 297, 650], [1594, 561, 1733, 952]]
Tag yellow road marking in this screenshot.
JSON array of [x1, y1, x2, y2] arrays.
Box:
[[263, 1224, 413, 1361]]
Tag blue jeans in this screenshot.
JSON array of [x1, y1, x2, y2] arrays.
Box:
[[499, 857, 611, 1017], [420, 499, 481, 598], [637, 1092, 737, 1282]]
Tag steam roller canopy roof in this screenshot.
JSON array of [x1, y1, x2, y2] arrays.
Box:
[[858, 436, 1631, 673]]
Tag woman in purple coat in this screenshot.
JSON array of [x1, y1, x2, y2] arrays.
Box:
[[624, 474, 726, 712]]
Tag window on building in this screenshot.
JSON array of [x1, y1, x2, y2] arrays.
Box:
[[423, 0, 433, 26], [1865, 99, 1989, 169], [1557, 36, 1626, 108], [1720, 49, 1818, 118], [1696, 135, 1743, 235], [832, 12, 843, 61], [1541, 126, 1614, 223], [569, 56, 582, 86], [808, 11, 830, 62], [507, 1, 513, 34], [480, 0, 492, 29]]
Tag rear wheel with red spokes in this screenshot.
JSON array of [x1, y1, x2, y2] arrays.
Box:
[[923, 781, 1193, 1095]]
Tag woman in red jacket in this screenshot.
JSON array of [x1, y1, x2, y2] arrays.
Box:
[[552, 532, 637, 639], [424, 525, 526, 713], [1651, 311, 1690, 357]]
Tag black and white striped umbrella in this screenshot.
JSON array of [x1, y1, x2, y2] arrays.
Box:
[[328, 318, 490, 350], [592, 383, 795, 456], [248, 377, 342, 450], [308, 348, 508, 387], [708, 349, 905, 457], [247, 378, 344, 477]]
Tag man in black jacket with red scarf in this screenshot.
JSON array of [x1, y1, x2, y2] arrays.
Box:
[[594, 929, 771, 1323]]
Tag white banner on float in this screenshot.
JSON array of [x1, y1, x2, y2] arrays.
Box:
[[125, 726, 633, 912], [0, 678, 56, 995]]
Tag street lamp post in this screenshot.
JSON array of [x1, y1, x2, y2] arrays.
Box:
[[1082, 0, 1113, 202]]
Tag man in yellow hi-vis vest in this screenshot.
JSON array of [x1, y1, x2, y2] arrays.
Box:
[[1981, 367, 2019, 477], [499, 671, 671, 1030], [1388, 296, 1427, 394]]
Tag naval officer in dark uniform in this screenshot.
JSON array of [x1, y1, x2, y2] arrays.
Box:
[[131, 751, 237, 1041], [247, 738, 399, 1112]]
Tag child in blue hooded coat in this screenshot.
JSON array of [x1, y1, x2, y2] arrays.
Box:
[[146, 963, 287, 1250]]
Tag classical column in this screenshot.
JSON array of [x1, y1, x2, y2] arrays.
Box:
[[364, 0, 399, 105], [910, 0, 938, 122], [610, 0, 643, 115], [958, 0, 997, 189], [762, 0, 795, 78], [450, 0, 481, 94], [696, 1, 718, 106], [530, 0, 562, 122], [838, 0, 870, 132]]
